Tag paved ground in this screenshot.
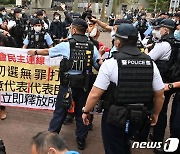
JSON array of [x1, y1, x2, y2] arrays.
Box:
[[0, 31, 173, 154]]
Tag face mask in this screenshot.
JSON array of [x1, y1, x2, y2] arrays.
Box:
[[18, 14, 22, 18], [174, 30, 180, 41], [22, 11, 25, 14], [89, 28, 97, 37], [55, 16, 59, 20], [11, 11, 14, 14], [2, 12, 6, 16], [141, 16, 146, 19], [152, 29, 161, 39], [111, 30, 116, 39], [34, 26, 42, 32]]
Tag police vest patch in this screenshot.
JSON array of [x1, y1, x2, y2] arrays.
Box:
[[121, 59, 152, 66]]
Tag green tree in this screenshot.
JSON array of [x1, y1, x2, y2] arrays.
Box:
[[1, 0, 15, 5], [148, 0, 170, 12]]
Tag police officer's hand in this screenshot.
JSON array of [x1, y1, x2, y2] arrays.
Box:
[[82, 113, 89, 125], [150, 114, 158, 126], [27, 50, 36, 56]]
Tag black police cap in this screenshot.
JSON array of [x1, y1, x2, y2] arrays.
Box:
[[72, 18, 88, 29], [114, 19, 131, 26], [152, 18, 165, 28], [32, 18, 43, 26], [158, 19, 175, 29], [0, 7, 5, 11], [36, 10, 43, 16], [14, 8, 22, 13], [115, 23, 138, 39]]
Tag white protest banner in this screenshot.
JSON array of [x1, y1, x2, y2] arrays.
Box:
[[0, 47, 62, 110]]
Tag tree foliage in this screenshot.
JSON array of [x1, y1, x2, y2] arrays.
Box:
[[148, 0, 170, 12], [1, 0, 15, 5]]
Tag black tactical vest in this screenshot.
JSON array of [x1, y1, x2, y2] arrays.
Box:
[[59, 34, 94, 88], [113, 46, 153, 106], [155, 35, 174, 82], [69, 34, 94, 72], [27, 30, 48, 49]]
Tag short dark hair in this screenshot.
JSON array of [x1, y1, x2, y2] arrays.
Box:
[[72, 25, 87, 34], [116, 36, 138, 47], [31, 131, 68, 153]]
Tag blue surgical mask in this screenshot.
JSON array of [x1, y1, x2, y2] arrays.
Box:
[[174, 30, 180, 41]]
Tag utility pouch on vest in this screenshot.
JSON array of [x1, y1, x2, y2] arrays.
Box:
[[126, 104, 151, 141], [69, 74, 85, 89], [106, 104, 128, 131], [60, 59, 71, 86], [106, 104, 151, 141]]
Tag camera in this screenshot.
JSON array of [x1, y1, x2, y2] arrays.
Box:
[[0, 139, 6, 154], [86, 9, 92, 20]]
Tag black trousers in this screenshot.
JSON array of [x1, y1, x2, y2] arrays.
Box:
[[101, 110, 131, 154], [48, 85, 89, 140], [153, 90, 174, 142]]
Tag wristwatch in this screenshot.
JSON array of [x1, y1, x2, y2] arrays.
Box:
[[82, 107, 89, 114], [168, 83, 174, 89], [34, 50, 38, 55]]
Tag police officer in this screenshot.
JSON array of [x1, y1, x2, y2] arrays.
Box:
[[28, 18, 99, 150], [145, 19, 176, 153], [8, 8, 25, 48], [82, 24, 165, 154], [134, 13, 150, 40], [23, 18, 53, 49], [36, 10, 49, 31]]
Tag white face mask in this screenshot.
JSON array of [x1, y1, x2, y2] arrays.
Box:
[[55, 16, 59, 20], [152, 29, 161, 39], [2, 12, 6, 16], [89, 28, 97, 37], [34, 26, 42, 32], [18, 13, 22, 18]]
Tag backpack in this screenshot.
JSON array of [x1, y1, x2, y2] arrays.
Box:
[[165, 38, 180, 82]]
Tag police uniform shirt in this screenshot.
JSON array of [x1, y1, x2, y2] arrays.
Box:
[[109, 46, 117, 58], [148, 41, 171, 61], [0, 18, 2, 25], [23, 32, 53, 46], [94, 58, 165, 91], [49, 42, 99, 69]]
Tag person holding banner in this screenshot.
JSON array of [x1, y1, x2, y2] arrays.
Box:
[[28, 18, 100, 150]]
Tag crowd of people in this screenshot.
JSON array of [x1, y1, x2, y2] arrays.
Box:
[[0, 3, 180, 154]]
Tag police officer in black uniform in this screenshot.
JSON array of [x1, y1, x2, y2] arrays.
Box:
[[8, 8, 25, 48], [23, 18, 53, 49], [82, 24, 165, 154], [28, 18, 99, 150]]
